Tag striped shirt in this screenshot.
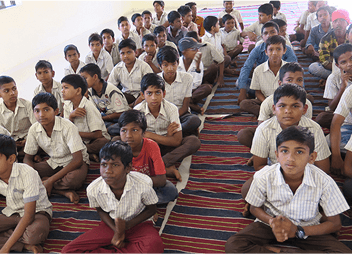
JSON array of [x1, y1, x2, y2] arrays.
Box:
[[198, 42, 224, 69], [85, 48, 114, 80], [334, 84, 352, 124], [138, 48, 159, 70], [87, 171, 158, 221], [134, 99, 182, 135], [108, 58, 153, 98], [24, 116, 90, 169], [246, 163, 349, 227], [251, 116, 331, 163], [0, 163, 52, 217], [0, 98, 36, 141], [34, 80, 63, 113], [64, 60, 86, 76], [63, 96, 110, 143]]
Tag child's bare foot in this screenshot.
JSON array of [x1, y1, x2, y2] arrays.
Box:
[[200, 107, 205, 115], [24, 244, 43, 254], [246, 156, 254, 166], [54, 189, 80, 204], [264, 246, 281, 253], [165, 165, 182, 182], [153, 213, 159, 222]]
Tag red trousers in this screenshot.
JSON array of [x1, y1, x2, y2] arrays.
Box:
[[61, 221, 164, 253]]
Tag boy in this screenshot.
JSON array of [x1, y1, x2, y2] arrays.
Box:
[[218, 0, 244, 31], [240, 35, 287, 117], [269, 0, 287, 22], [236, 21, 297, 105], [63, 44, 86, 75], [79, 64, 130, 128], [24, 93, 90, 204], [152, 0, 168, 27], [178, 37, 212, 114], [271, 18, 292, 47], [289, 1, 314, 43], [226, 126, 351, 253], [0, 134, 52, 253], [119, 110, 178, 204], [34, 60, 63, 114], [100, 29, 121, 66], [131, 13, 151, 38], [178, 5, 198, 33], [108, 39, 153, 105], [185, 2, 205, 36], [61, 74, 110, 161], [61, 141, 164, 253], [315, 44, 352, 129], [0, 76, 36, 159], [157, 46, 201, 134], [142, 10, 156, 33], [134, 73, 201, 181], [116, 16, 142, 57], [85, 33, 114, 81], [153, 25, 178, 50], [166, 11, 188, 46], [138, 34, 161, 73], [304, 1, 326, 46]]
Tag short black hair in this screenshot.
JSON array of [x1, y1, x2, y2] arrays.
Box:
[[131, 13, 142, 23], [142, 34, 158, 46], [118, 38, 137, 52], [276, 126, 314, 154], [64, 44, 79, 57], [185, 2, 196, 9], [265, 35, 286, 50], [269, 1, 281, 9], [186, 31, 199, 41], [258, 3, 273, 16], [153, 25, 166, 35], [279, 62, 304, 82], [168, 11, 181, 24], [316, 6, 331, 18], [222, 14, 235, 24], [0, 134, 17, 159], [100, 28, 115, 39], [273, 83, 306, 106], [261, 21, 279, 34], [118, 110, 147, 133], [272, 18, 287, 28], [141, 73, 165, 93], [32, 92, 58, 110], [142, 10, 152, 17], [157, 46, 179, 65], [153, 1, 164, 7], [0, 76, 15, 87], [35, 60, 53, 72], [61, 74, 88, 96], [178, 5, 192, 17], [88, 33, 103, 45], [203, 16, 218, 32], [118, 16, 129, 27], [79, 63, 103, 81], [333, 43, 352, 64], [99, 141, 132, 168]]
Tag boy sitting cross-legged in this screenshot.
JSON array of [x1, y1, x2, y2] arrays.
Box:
[[23, 93, 90, 204], [225, 126, 351, 253], [61, 74, 110, 162], [0, 134, 52, 254], [61, 141, 164, 253], [134, 73, 201, 182], [118, 110, 178, 204]]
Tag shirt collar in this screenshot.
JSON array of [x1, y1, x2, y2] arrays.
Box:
[[144, 99, 167, 117], [274, 163, 316, 187], [263, 60, 286, 72], [101, 173, 133, 196], [90, 81, 108, 97], [35, 116, 62, 133]]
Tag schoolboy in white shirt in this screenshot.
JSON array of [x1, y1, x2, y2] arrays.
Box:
[[100, 29, 121, 66], [64, 44, 86, 76], [270, 1, 287, 23], [142, 10, 157, 33], [218, 0, 244, 30], [152, 0, 169, 27], [116, 16, 143, 56], [138, 34, 161, 74], [131, 13, 151, 38]]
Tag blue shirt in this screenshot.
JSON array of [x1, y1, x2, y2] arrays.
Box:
[[238, 43, 297, 90], [306, 24, 332, 51]]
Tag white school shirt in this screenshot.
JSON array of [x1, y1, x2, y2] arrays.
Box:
[[64, 61, 86, 76], [251, 116, 331, 163], [304, 12, 319, 31], [158, 71, 193, 109], [0, 126, 10, 136], [106, 43, 121, 66], [198, 42, 224, 69], [220, 27, 243, 52], [34, 80, 63, 113], [134, 99, 182, 135], [24, 116, 90, 169], [243, 21, 263, 41], [63, 96, 110, 143], [152, 11, 168, 26], [0, 98, 36, 141], [87, 171, 158, 221], [88, 81, 130, 115], [186, 22, 198, 33], [85, 48, 114, 80], [116, 31, 142, 50], [324, 70, 352, 100], [108, 58, 153, 98], [250, 60, 287, 98], [202, 31, 224, 56], [146, 23, 157, 33], [334, 85, 352, 124], [0, 163, 53, 218], [131, 26, 151, 37], [299, 10, 310, 26], [273, 11, 287, 23], [246, 163, 349, 227], [258, 94, 313, 122], [138, 48, 159, 70], [165, 40, 178, 50], [218, 9, 243, 29], [178, 57, 204, 90], [255, 35, 292, 48]]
